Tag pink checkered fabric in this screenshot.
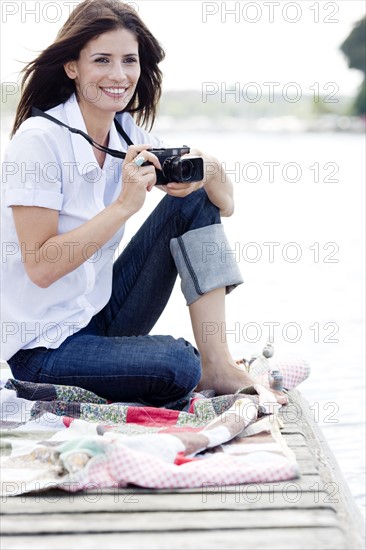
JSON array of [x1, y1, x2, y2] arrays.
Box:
[[61, 445, 299, 491], [249, 358, 311, 390]]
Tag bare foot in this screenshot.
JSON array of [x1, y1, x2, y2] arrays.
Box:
[[196, 361, 288, 405]]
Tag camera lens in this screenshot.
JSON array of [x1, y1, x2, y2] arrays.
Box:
[[161, 156, 203, 183], [181, 160, 196, 182], [163, 156, 184, 183]]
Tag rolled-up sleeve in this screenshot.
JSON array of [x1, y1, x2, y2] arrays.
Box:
[[2, 129, 64, 210]]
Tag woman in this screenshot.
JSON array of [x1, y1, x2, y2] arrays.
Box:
[[1, 0, 287, 405]]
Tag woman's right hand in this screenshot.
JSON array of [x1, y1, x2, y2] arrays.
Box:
[[11, 146, 161, 289], [117, 145, 161, 215]]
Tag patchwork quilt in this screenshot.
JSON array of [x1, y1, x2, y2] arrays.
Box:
[[0, 374, 302, 497]]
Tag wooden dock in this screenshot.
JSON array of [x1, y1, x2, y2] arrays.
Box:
[[1, 390, 364, 550]]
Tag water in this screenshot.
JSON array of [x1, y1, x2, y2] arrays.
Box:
[[1, 123, 365, 518]]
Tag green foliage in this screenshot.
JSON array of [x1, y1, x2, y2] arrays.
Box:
[[339, 16, 366, 115], [340, 16, 366, 74], [354, 78, 366, 115]]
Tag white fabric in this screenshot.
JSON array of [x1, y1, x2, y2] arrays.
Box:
[[1, 94, 163, 361]]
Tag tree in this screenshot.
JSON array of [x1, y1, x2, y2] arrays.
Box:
[[340, 16, 366, 115]]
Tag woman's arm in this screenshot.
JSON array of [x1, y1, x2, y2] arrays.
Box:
[[200, 154, 234, 217], [11, 145, 161, 288], [12, 202, 132, 288], [161, 150, 234, 217]]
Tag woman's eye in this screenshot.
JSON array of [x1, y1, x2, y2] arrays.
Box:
[[124, 57, 138, 64], [95, 57, 109, 64]]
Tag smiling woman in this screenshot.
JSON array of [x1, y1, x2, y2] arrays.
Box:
[[1, 0, 291, 406], [11, 0, 164, 136]]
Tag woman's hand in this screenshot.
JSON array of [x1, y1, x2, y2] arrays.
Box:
[[160, 148, 205, 198], [117, 144, 161, 215], [162, 149, 234, 217]]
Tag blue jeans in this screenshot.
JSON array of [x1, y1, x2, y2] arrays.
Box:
[[9, 190, 243, 405]]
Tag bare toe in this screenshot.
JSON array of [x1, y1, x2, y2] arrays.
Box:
[[272, 390, 289, 405]]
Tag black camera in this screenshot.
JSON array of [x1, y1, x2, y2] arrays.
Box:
[[144, 146, 204, 185]]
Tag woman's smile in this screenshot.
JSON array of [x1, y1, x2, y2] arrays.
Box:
[[100, 85, 130, 100]]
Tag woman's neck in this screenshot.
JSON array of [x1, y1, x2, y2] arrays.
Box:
[[77, 100, 115, 168], [78, 100, 114, 147]]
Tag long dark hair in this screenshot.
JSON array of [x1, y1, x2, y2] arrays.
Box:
[[11, 0, 165, 137]]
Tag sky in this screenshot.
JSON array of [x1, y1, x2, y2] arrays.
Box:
[[1, 0, 365, 96]]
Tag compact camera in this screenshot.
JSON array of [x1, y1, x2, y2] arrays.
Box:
[[144, 146, 204, 185]]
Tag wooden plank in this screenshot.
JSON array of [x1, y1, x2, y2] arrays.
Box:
[[283, 438, 308, 447], [0, 473, 324, 505], [1, 509, 341, 534], [293, 447, 316, 458], [1, 487, 337, 514], [0, 528, 348, 550], [296, 460, 319, 475]]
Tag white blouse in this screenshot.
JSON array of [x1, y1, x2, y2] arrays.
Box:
[[1, 94, 163, 361]]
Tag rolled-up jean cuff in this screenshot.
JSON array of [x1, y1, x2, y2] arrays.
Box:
[[170, 223, 244, 306]]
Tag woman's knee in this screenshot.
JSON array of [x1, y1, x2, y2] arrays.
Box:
[[165, 188, 220, 232], [149, 337, 201, 401], [182, 188, 220, 229], [173, 338, 202, 392]]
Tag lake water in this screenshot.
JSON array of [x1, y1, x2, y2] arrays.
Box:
[[1, 123, 365, 519]]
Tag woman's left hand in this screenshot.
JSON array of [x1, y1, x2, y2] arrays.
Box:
[[159, 148, 234, 217], [159, 148, 206, 198]]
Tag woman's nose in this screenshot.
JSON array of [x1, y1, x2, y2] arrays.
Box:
[[109, 62, 127, 82]]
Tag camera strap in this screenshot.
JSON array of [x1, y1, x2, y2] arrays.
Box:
[[31, 106, 134, 159]]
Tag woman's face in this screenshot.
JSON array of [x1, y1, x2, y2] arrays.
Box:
[[64, 28, 141, 117]]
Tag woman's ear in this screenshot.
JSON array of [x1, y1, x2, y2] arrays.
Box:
[[64, 61, 78, 80]]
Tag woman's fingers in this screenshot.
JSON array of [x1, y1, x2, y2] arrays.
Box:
[[124, 144, 162, 171], [122, 145, 162, 192], [124, 144, 151, 163], [165, 181, 203, 196]]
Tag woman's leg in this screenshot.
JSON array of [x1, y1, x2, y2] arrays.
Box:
[[189, 288, 288, 404], [95, 188, 222, 337], [8, 331, 201, 406], [9, 190, 219, 405]]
